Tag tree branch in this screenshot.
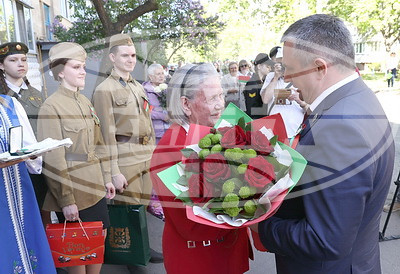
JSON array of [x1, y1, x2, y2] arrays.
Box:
[[114, 0, 159, 33], [90, 0, 113, 35]]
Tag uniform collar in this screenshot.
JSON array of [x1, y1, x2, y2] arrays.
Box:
[[111, 69, 134, 87], [5, 78, 28, 94], [58, 85, 80, 98]]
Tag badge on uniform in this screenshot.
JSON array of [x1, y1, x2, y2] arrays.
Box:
[[89, 105, 100, 125], [249, 93, 256, 98]]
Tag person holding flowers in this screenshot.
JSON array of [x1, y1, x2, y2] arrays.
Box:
[[150, 63, 252, 274]]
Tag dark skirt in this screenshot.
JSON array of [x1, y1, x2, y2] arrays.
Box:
[[56, 197, 110, 229]]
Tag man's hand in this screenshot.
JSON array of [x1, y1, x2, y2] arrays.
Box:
[[62, 204, 79, 222], [105, 182, 116, 199], [288, 88, 309, 109], [112, 173, 128, 193]]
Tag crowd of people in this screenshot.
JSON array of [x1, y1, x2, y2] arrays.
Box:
[[0, 13, 397, 274]]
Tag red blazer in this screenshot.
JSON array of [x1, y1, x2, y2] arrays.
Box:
[[150, 124, 252, 274]]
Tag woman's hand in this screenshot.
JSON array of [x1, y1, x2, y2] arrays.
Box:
[[105, 182, 116, 199], [112, 173, 128, 193], [62, 204, 79, 222]]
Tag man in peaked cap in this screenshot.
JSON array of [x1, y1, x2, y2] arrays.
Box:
[[92, 33, 162, 264]]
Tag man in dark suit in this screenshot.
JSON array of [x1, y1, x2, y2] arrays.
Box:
[[256, 14, 395, 274]]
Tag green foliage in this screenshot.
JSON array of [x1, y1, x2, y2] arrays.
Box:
[[52, 0, 224, 62], [326, 0, 400, 52]]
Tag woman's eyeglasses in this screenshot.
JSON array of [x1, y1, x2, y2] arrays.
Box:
[[239, 64, 248, 68]]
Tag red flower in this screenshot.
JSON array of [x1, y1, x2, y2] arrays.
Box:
[[188, 173, 213, 203], [217, 126, 232, 135], [221, 126, 247, 148], [203, 153, 231, 183], [248, 131, 274, 155], [184, 152, 201, 173], [245, 156, 275, 188]]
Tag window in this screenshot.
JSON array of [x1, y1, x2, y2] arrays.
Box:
[[60, 0, 73, 20], [43, 3, 52, 40], [16, 1, 33, 50], [0, 0, 16, 44], [354, 43, 365, 54]]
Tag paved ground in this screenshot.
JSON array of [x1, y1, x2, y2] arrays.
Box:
[[101, 79, 400, 274]]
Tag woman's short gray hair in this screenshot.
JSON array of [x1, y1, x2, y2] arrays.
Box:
[[167, 63, 218, 125], [147, 63, 163, 77]]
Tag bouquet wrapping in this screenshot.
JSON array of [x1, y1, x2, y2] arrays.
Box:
[[157, 104, 307, 228]]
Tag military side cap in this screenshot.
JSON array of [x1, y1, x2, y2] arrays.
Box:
[[49, 42, 87, 63], [109, 33, 134, 50], [0, 42, 28, 57]]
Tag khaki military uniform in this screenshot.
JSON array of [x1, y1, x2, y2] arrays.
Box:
[[37, 85, 111, 212], [93, 69, 155, 205]]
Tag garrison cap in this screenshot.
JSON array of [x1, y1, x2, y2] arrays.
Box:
[[49, 42, 87, 63], [109, 33, 134, 50], [0, 42, 28, 58]]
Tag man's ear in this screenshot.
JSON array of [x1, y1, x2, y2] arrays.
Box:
[[109, 52, 115, 63], [181, 96, 191, 117], [314, 58, 328, 79]]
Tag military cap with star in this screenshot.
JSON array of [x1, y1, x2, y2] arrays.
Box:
[[0, 42, 29, 58]]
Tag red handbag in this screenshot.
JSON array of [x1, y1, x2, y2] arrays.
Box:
[[46, 220, 105, 267]]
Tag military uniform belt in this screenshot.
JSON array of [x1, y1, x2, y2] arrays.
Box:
[[65, 153, 88, 162], [115, 135, 151, 145]]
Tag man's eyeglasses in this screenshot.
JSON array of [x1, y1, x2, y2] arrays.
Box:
[[239, 64, 248, 68]]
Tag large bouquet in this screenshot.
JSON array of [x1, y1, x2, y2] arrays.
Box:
[[157, 104, 306, 228]]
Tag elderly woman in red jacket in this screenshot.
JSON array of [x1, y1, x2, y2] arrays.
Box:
[[150, 63, 252, 274]]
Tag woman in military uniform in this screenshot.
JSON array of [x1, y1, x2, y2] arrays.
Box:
[[37, 42, 115, 274], [0, 42, 48, 216]]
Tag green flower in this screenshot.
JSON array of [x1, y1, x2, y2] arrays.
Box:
[[222, 180, 236, 194], [224, 207, 241, 217], [198, 149, 210, 159], [244, 149, 257, 159], [237, 164, 248, 174], [199, 137, 212, 149], [244, 200, 257, 215], [210, 144, 223, 154], [222, 193, 240, 208], [211, 133, 222, 145], [239, 186, 251, 199]]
